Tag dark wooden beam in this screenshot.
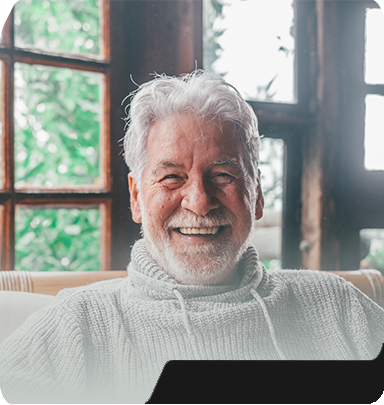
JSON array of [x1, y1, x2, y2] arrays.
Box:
[[301, 0, 342, 270], [145, 0, 201, 75], [109, 0, 143, 270]]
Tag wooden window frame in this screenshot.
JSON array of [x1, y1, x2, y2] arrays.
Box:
[[3, 0, 379, 273], [243, 0, 315, 269], [335, 0, 384, 270], [196, 0, 321, 269], [294, 0, 384, 271], [196, 0, 384, 271], [0, 0, 112, 271]]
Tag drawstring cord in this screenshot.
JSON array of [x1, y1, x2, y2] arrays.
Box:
[[172, 289, 202, 360], [250, 288, 287, 360], [172, 287, 286, 360]]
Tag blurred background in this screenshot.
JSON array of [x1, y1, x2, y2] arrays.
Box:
[[0, 0, 383, 274]]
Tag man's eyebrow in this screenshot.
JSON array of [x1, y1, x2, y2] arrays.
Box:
[[211, 158, 242, 168], [151, 161, 184, 176]]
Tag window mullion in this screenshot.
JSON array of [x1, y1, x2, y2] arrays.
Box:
[[365, 84, 384, 95], [1, 8, 16, 269]]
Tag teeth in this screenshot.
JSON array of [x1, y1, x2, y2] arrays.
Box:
[[179, 227, 220, 235]]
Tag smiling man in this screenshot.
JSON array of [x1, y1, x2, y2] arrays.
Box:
[[125, 71, 264, 289], [129, 114, 262, 286], [0, 70, 383, 404]]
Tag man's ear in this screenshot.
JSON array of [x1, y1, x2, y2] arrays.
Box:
[[128, 173, 142, 224], [255, 170, 264, 221]]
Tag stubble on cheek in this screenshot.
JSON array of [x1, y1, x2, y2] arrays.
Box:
[[137, 180, 255, 284]]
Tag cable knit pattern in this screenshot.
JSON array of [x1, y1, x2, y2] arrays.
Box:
[[0, 239, 383, 403]]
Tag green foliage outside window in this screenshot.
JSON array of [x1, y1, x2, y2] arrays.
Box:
[[14, 63, 101, 188], [13, 0, 103, 271], [16, 208, 101, 271], [14, 0, 101, 56], [360, 232, 384, 273], [203, 0, 295, 102], [203, 0, 226, 73], [365, 247, 384, 272]]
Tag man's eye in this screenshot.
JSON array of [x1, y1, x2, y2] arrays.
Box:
[[215, 173, 233, 179], [160, 174, 183, 188], [212, 173, 235, 185], [163, 174, 179, 179]]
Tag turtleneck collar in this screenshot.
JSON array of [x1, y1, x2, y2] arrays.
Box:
[[126, 239, 286, 359], [127, 239, 267, 301]]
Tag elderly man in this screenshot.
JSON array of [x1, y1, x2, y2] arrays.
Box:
[[0, 70, 383, 404]]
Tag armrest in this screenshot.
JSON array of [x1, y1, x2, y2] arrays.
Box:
[[326, 269, 384, 308], [0, 270, 128, 296], [0, 291, 55, 343]]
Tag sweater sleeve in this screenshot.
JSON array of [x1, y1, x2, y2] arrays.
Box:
[[0, 302, 87, 404], [342, 281, 384, 360]]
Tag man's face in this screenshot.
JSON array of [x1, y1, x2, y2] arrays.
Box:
[[129, 114, 264, 285]]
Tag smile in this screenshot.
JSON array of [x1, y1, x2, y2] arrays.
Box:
[[177, 226, 222, 235]]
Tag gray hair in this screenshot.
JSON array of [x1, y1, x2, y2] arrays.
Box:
[[123, 70, 260, 188]]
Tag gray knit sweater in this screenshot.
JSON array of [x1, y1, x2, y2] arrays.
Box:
[[0, 239, 383, 403]]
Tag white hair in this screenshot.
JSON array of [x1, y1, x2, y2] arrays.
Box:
[[123, 70, 260, 188]]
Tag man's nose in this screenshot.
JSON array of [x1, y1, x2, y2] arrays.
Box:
[[180, 178, 219, 216]]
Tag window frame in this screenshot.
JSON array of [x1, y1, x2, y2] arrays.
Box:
[[336, 0, 384, 269], [209, 0, 384, 271], [241, 0, 315, 269], [3, 0, 379, 274], [0, 0, 112, 271]]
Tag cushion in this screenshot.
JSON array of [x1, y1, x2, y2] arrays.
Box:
[[0, 291, 55, 344]]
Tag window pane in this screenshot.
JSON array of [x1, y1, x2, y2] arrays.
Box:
[[203, 0, 295, 103], [15, 0, 101, 58], [360, 228, 384, 274], [15, 207, 101, 271], [364, 94, 384, 171], [365, 8, 384, 85], [14, 63, 102, 188], [250, 138, 284, 270]]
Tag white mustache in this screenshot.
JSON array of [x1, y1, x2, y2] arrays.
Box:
[[165, 210, 235, 230]]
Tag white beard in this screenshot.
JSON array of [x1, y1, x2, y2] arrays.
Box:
[[140, 206, 254, 285]]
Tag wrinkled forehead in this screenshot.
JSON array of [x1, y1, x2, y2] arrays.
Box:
[[148, 113, 243, 145], [147, 114, 245, 158], [145, 114, 253, 181]]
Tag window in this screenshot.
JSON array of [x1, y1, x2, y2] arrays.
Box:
[[203, 0, 384, 272], [0, 0, 111, 271], [203, 0, 305, 269], [4, 0, 379, 274], [360, 228, 384, 274], [251, 137, 284, 270], [354, 4, 384, 273], [364, 8, 384, 171], [330, 0, 384, 271], [203, 0, 296, 104], [364, 94, 384, 171]]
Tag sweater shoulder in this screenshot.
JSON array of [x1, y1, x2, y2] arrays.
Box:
[[263, 268, 355, 302], [57, 276, 128, 299], [44, 277, 129, 317], [270, 268, 346, 285]]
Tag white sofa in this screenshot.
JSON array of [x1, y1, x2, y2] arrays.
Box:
[[0, 291, 54, 344]]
